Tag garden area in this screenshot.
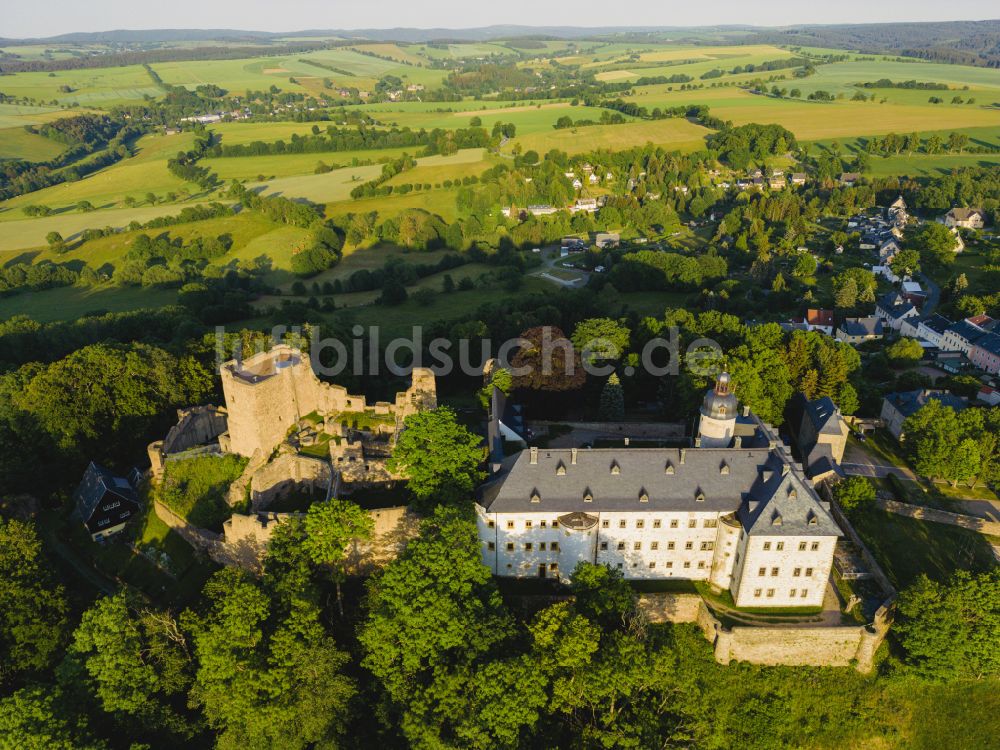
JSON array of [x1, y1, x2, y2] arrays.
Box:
[[158, 454, 248, 531]]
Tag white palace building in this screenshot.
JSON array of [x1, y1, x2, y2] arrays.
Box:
[[475, 375, 842, 609]]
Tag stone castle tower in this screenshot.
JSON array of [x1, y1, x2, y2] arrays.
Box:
[[219, 344, 436, 458], [697, 372, 738, 448]]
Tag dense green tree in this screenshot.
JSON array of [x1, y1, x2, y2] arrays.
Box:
[[913, 222, 958, 266], [886, 337, 925, 365], [599, 373, 626, 421], [302, 498, 373, 616], [834, 476, 876, 514], [571, 318, 631, 364], [895, 569, 1000, 680], [902, 400, 982, 486], [0, 518, 68, 687], [0, 687, 106, 750], [388, 406, 485, 510], [185, 570, 355, 750]]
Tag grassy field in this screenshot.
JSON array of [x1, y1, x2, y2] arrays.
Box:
[[203, 145, 417, 182], [504, 117, 711, 155], [0, 64, 161, 105], [0, 283, 178, 323], [0, 126, 67, 160]]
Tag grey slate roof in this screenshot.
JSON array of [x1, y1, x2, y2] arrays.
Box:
[[946, 320, 987, 346], [883, 389, 968, 419], [919, 314, 953, 336], [804, 397, 843, 436], [73, 461, 140, 531], [479, 447, 840, 537], [840, 317, 883, 337]]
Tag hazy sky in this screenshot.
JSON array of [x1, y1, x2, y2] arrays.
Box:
[[3, 0, 995, 39]]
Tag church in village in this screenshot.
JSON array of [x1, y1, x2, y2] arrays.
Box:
[[476, 375, 842, 609]]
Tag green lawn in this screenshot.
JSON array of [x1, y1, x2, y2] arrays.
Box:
[[0, 126, 67, 161], [0, 283, 178, 323], [850, 506, 997, 589]]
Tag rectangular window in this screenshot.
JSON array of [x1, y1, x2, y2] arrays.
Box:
[[633, 542, 641, 551], [793, 567, 801, 577], [636, 520, 645, 529], [685, 541, 693, 550], [754, 588, 762, 597], [524, 543, 533, 551], [704, 519, 718, 528], [549, 563, 558, 571], [789, 589, 796, 598], [617, 542, 626, 551], [540, 520, 547, 528], [488, 542, 496, 551], [771, 567, 779, 576], [811, 542, 820, 551], [552, 520, 559, 528], [667, 542, 675, 550], [766, 589, 775, 598], [759, 567, 767, 576], [506, 543, 514, 551], [525, 521, 533, 528], [666, 561, 673, 568], [801, 589, 808, 598], [798, 541, 807, 551], [600, 541, 608, 551], [506, 521, 514, 529], [805, 567, 814, 577], [683, 561, 691, 569], [653, 520, 662, 529], [697, 561, 705, 569], [649, 561, 656, 569], [651, 541, 659, 551], [763, 542, 772, 551], [670, 520, 679, 528], [688, 519, 697, 528], [776, 542, 785, 551], [539, 542, 546, 551], [602, 520, 610, 528], [701, 541, 714, 551], [488, 520, 495, 529], [619, 520, 627, 529], [551, 542, 560, 552]]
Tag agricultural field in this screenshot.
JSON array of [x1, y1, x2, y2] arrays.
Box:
[[0, 64, 161, 105]]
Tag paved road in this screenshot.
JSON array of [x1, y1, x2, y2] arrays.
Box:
[[918, 273, 941, 315], [841, 441, 917, 480]]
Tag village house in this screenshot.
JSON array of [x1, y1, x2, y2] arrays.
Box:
[[880, 389, 968, 441], [875, 292, 919, 332], [73, 462, 142, 541], [804, 309, 835, 336], [790, 173, 807, 186], [839, 172, 861, 187], [942, 207, 985, 230], [915, 314, 953, 349], [836, 317, 884, 344], [595, 232, 620, 248], [572, 198, 598, 213], [941, 318, 991, 355]]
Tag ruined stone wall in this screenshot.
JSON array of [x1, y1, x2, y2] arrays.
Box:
[[249, 453, 332, 511], [219, 345, 437, 458], [148, 406, 228, 478]]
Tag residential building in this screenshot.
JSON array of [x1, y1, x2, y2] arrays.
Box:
[[836, 317, 884, 344], [941, 319, 989, 355], [880, 389, 968, 440], [942, 207, 985, 230], [875, 292, 919, 332], [73, 462, 141, 541], [595, 232, 620, 248], [977, 387, 1000, 407], [527, 204, 558, 216], [572, 198, 598, 213], [970, 333, 1000, 375], [839, 172, 861, 187], [790, 173, 807, 186], [915, 314, 953, 348], [805, 309, 835, 336]]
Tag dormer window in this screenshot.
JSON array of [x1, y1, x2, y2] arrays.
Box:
[[583, 487, 593, 503], [665, 462, 675, 475], [720, 461, 730, 475], [807, 511, 817, 525], [556, 461, 567, 476], [787, 486, 797, 499], [718, 405, 727, 417], [639, 488, 649, 503], [772, 513, 782, 526], [695, 488, 705, 502], [530, 488, 541, 503], [610, 460, 621, 475]]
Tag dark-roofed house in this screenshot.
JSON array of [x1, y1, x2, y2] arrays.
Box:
[[880, 390, 968, 441], [941, 319, 989, 356], [487, 387, 529, 469], [476, 442, 840, 609], [875, 292, 919, 332], [916, 314, 953, 348], [784, 395, 850, 481], [73, 462, 141, 541], [942, 207, 985, 230], [836, 317, 884, 344]]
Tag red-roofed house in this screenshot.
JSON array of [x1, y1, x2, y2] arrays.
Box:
[[805, 309, 835, 336]]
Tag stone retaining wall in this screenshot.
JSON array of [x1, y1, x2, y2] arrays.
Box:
[[878, 497, 1000, 536]]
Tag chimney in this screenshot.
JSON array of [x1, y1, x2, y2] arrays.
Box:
[[734, 435, 742, 449], [530, 447, 538, 465], [624, 437, 630, 447], [570, 447, 578, 465], [679, 449, 686, 465]]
